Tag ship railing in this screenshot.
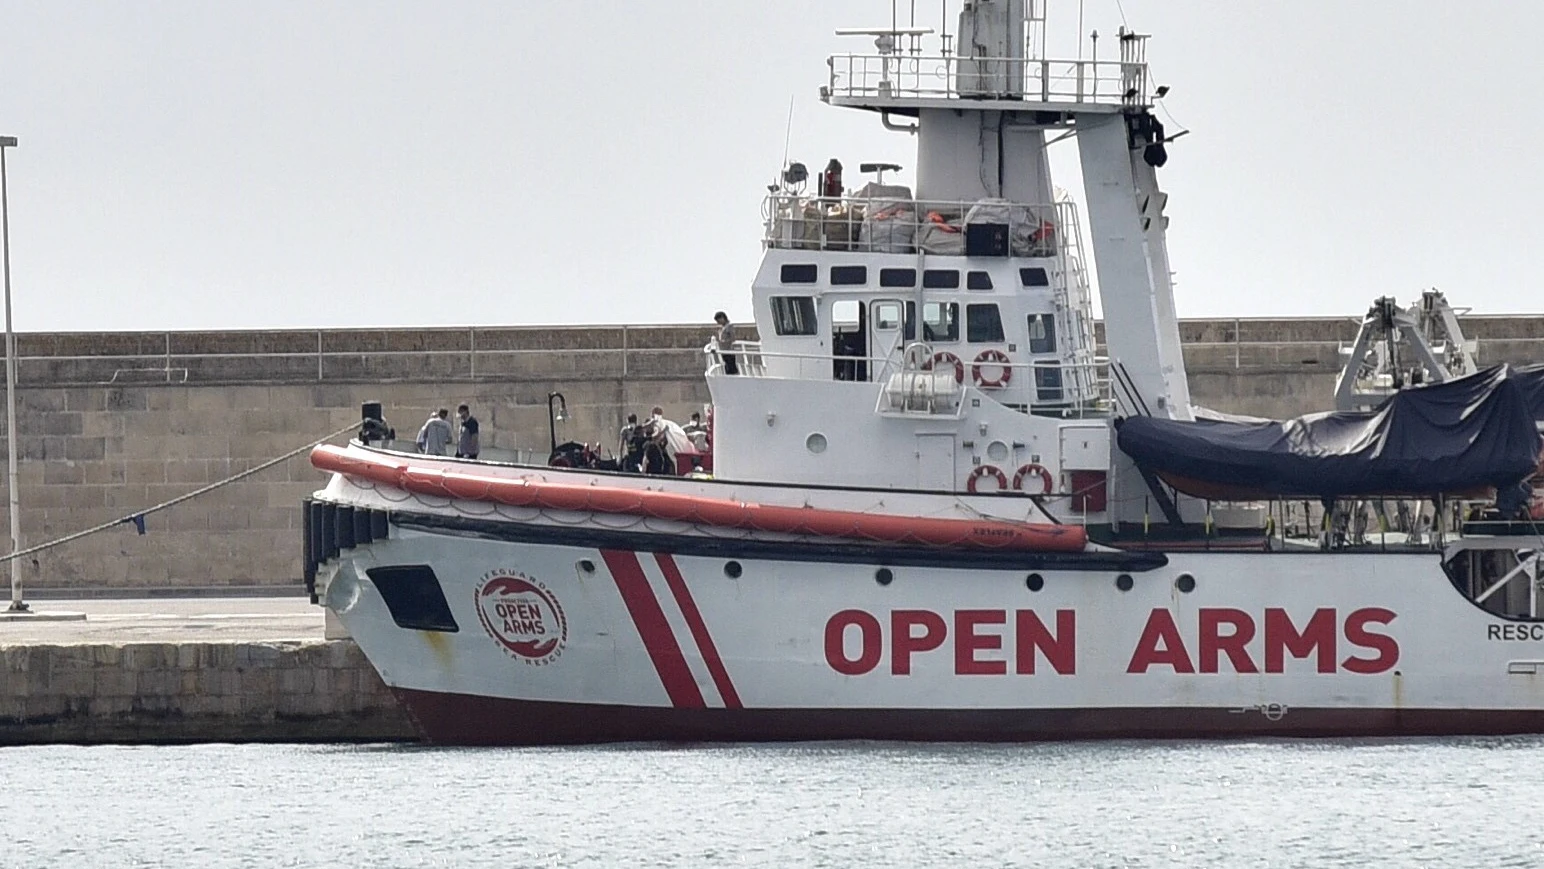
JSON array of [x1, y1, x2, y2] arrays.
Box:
[[825, 54, 1147, 107], [706, 339, 1113, 418], [706, 340, 900, 381], [764, 195, 1079, 258], [705, 339, 770, 378]]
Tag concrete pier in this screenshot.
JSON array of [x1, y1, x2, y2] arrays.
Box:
[[0, 598, 414, 744]]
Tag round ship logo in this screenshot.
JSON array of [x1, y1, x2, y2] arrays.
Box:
[[474, 572, 567, 665]]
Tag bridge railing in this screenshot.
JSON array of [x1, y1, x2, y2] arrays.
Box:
[[827, 54, 1146, 106]]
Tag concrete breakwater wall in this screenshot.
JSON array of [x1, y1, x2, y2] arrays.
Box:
[[0, 639, 414, 744], [3, 316, 1543, 591]]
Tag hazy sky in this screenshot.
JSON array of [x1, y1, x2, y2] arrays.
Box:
[[2, 1, 1540, 332]]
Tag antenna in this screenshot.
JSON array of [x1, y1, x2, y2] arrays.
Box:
[[1078, 0, 1085, 60], [781, 95, 795, 170], [941, 0, 951, 56]]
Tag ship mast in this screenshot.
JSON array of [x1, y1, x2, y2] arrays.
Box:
[[825, 0, 1192, 422]]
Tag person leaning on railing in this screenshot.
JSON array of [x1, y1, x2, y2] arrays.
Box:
[[715, 311, 739, 375]]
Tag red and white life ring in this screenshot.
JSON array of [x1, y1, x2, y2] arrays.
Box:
[[923, 351, 965, 384], [972, 349, 1012, 388], [1012, 463, 1054, 495], [966, 464, 1009, 494]]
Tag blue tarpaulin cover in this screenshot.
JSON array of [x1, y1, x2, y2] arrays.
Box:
[[1116, 365, 1544, 499]]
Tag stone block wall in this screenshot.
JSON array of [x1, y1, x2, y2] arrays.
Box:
[[0, 326, 717, 590], [0, 317, 1539, 591], [0, 639, 415, 744]]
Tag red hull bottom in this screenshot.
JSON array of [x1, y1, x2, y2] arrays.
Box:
[[392, 688, 1544, 746]]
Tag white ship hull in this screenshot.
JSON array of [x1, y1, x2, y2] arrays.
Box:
[[312, 472, 1544, 745]]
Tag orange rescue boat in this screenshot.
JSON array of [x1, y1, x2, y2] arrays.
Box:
[[311, 445, 1087, 553]]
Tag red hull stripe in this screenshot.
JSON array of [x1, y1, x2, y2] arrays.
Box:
[[600, 549, 705, 708], [654, 553, 743, 709]]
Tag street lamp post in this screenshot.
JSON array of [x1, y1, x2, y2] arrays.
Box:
[[0, 135, 23, 613]]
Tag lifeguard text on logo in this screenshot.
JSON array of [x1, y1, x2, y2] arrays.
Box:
[[475, 572, 568, 666]]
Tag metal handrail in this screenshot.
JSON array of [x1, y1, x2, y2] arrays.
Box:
[[707, 339, 1110, 372], [706, 339, 1112, 409], [827, 54, 1147, 105], [764, 195, 1072, 256]]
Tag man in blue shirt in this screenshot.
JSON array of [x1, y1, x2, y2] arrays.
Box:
[[456, 404, 480, 459]]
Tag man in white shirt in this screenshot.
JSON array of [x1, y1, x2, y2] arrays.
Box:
[[416, 408, 454, 456]]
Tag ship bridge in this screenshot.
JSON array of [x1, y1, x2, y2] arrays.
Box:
[[706, 0, 1196, 527]]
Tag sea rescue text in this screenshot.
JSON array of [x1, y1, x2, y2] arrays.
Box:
[[824, 607, 1399, 676]]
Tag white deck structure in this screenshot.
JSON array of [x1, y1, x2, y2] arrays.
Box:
[[705, 0, 1193, 529]]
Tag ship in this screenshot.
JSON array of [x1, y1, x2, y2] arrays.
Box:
[[304, 0, 1544, 745]]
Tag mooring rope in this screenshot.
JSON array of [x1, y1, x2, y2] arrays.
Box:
[[0, 422, 358, 564]]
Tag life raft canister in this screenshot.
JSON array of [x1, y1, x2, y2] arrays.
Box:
[[966, 464, 1009, 494], [923, 350, 965, 384], [1012, 463, 1054, 495], [972, 349, 1012, 388]]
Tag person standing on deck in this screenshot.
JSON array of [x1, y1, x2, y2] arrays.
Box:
[[715, 311, 739, 375], [682, 411, 708, 451], [618, 413, 639, 457], [456, 404, 480, 459], [416, 408, 454, 456]]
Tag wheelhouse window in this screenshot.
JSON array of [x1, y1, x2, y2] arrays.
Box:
[[831, 265, 868, 286], [770, 296, 818, 335], [1019, 267, 1050, 287], [966, 271, 994, 290], [923, 269, 960, 289], [1027, 313, 1057, 354], [921, 302, 959, 343], [966, 304, 1005, 343], [830, 299, 861, 328], [880, 268, 916, 288], [873, 301, 903, 330], [780, 263, 818, 284]]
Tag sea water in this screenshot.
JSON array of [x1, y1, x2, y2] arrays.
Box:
[[2, 738, 1540, 868]]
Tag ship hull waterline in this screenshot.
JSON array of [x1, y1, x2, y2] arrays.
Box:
[[392, 690, 1544, 746]]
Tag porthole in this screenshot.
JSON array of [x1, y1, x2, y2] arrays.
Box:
[[986, 440, 1010, 462], [1175, 573, 1196, 593], [577, 559, 595, 574], [724, 561, 743, 579], [875, 568, 894, 586], [806, 433, 828, 454], [1115, 573, 1134, 592], [1025, 573, 1044, 592]]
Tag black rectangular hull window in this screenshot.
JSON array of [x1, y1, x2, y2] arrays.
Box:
[[365, 565, 461, 632]]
